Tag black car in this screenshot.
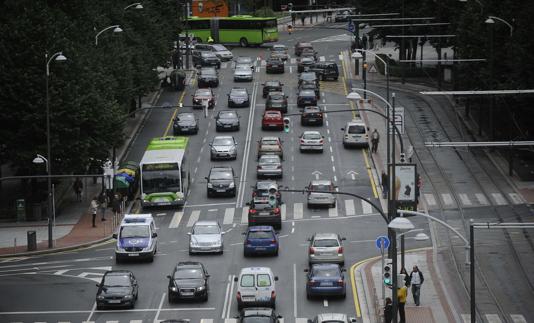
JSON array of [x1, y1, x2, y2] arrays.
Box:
[[236, 307, 283, 323], [206, 166, 237, 197], [215, 110, 240, 131], [167, 262, 209, 302], [294, 42, 314, 56], [301, 106, 324, 126], [266, 57, 284, 74], [247, 198, 282, 229], [266, 92, 288, 113], [299, 81, 320, 99], [299, 71, 319, 87], [192, 88, 215, 109], [310, 61, 339, 81], [297, 89, 318, 107], [262, 80, 284, 98], [228, 87, 250, 108], [192, 50, 221, 68], [297, 57, 315, 73], [198, 67, 219, 88], [173, 112, 199, 135], [96, 270, 138, 310]]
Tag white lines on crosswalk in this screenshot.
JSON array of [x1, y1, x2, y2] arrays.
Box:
[[201, 319, 214, 323], [486, 314, 503, 323], [328, 206, 338, 217], [461, 314, 470, 323], [492, 193, 507, 205], [441, 193, 454, 206], [223, 208, 235, 225], [319, 56, 326, 62], [510, 314, 528, 323], [362, 200, 373, 214], [187, 210, 200, 227], [241, 207, 249, 224], [260, 60, 266, 66], [424, 193, 437, 206], [475, 193, 489, 205], [296, 318, 309, 323], [345, 199, 355, 216], [509, 193, 523, 204], [459, 193, 472, 206], [130, 320, 143, 323], [169, 211, 183, 228], [281, 204, 287, 221], [290, 58, 297, 64], [294, 203, 304, 219]]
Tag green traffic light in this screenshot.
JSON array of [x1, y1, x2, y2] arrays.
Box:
[[284, 126, 290, 133]]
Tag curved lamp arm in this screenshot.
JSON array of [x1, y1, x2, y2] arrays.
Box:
[[95, 25, 122, 46], [487, 15, 513, 37]]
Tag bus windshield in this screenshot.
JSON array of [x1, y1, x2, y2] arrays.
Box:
[[142, 168, 181, 194]]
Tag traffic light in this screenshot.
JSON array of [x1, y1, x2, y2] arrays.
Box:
[[283, 117, 290, 133], [268, 184, 278, 207], [288, 2, 293, 11], [383, 265, 392, 286]]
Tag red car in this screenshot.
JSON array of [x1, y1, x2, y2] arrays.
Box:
[[262, 110, 284, 131]]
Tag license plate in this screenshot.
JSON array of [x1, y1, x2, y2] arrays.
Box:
[[217, 189, 226, 192], [108, 300, 121, 303], [308, 118, 316, 122], [128, 253, 139, 257], [255, 247, 266, 250], [182, 292, 194, 296], [224, 125, 231, 127], [322, 282, 333, 286], [259, 212, 270, 216], [243, 296, 255, 301]]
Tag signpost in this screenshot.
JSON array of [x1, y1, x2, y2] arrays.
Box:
[[388, 106, 405, 135], [376, 235, 390, 302]]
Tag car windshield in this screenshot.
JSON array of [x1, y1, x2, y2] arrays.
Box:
[[213, 137, 234, 145], [242, 317, 272, 323], [261, 138, 279, 145], [248, 230, 273, 239], [300, 73, 316, 80], [237, 57, 252, 64], [193, 224, 220, 234], [103, 274, 130, 287], [202, 52, 216, 58], [265, 111, 280, 117], [196, 89, 212, 96], [253, 201, 274, 210], [174, 268, 203, 279], [240, 274, 254, 287], [177, 114, 194, 121], [259, 156, 280, 164], [301, 57, 314, 63], [231, 89, 247, 95], [201, 69, 216, 76], [212, 44, 228, 51], [310, 184, 332, 191], [312, 267, 340, 277], [313, 238, 339, 247], [266, 81, 280, 87], [120, 225, 150, 238], [210, 170, 232, 180], [348, 125, 366, 134], [219, 112, 237, 118], [269, 94, 284, 100], [303, 132, 321, 140], [235, 66, 250, 72]]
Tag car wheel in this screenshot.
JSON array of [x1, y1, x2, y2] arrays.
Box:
[[239, 37, 248, 47], [203, 293, 209, 302], [238, 302, 243, 311], [207, 190, 212, 198], [341, 292, 346, 299], [271, 300, 276, 309], [244, 249, 249, 257], [148, 255, 154, 263], [306, 292, 312, 300], [299, 148, 304, 153], [115, 256, 122, 264]]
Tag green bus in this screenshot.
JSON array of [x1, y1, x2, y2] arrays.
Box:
[[140, 136, 190, 208], [186, 15, 278, 47]]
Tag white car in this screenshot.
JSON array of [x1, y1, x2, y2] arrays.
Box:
[[188, 221, 224, 254], [234, 65, 253, 82], [299, 131, 324, 153]]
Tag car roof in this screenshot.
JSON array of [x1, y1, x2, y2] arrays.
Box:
[[175, 261, 203, 268], [239, 267, 274, 274], [311, 263, 342, 270], [259, 154, 281, 161], [297, 42, 313, 46], [256, 180, 277, 188], [313, 232, 339, 239], [303, 130, 321, 136], [195, 88, 212, 94], [265, 80, 282, 85], [213, 135, 234, 140], [261, 136, 280, 141], [211, 166, 233, 171], [299, 89, 316, 95], [231, 87, 247, 91], [268, 91, 285, 96], [248, 225, 275, 232], [193, 220, 219, 226], [317, 313, 347, 322]]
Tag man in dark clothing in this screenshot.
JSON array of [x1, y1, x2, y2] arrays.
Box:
[[384, 297, 392, 323], [73, 178, 83, 201], [381, 171, 389, 199], [300, 14, 305, 25], [291, 12, 296, 25]]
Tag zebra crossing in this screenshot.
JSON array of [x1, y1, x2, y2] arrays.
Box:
[[461, 313, 529, 323], [167, 199, 377, 229], [423, 191, 525, 208]]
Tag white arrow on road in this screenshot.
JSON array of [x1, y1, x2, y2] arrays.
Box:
[[312, 170, 322, 180], [347, 170, 359, 180]]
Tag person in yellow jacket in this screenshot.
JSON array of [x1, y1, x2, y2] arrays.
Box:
[[397, 283, 408, 323], [207, 36, 214, 43]]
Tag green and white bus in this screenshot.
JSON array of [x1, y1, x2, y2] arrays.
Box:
[[187, 15, 278, 47], [140, 136, 190, 208]]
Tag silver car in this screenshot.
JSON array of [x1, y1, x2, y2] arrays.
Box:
[[210, 44, 233, 61], [310, 313, 357, 323], [188, 220, 224, 254], [210, 136, 237, 160], [299, 131, 324, 153], [257, 154, 282, 179], [235, 56, 255, 70], [234, 65, 253, 82], [307, 180, 336, 208], [308, 233, 346, 265]]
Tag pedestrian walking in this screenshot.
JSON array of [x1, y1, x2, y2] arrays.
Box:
[[98, 193, 108, 221], [400, 267, 411, 287], [384, 297, 393, 323], [371, 129, 380, 153], [410, 265, 425, 306], [291, 12, 296, 25], [73, 177, 83, 201], [381, 171, 389, 199], [300, 14, 305, 25], [397, 283, 408, 323], [112, 193, 122, 218], [90, 196, 99, 228]]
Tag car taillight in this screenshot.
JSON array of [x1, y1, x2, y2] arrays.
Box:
[[307, 279, 317, 286], [252, 191, 257, 197], [246, 240, 252, 245], [273, 207, 280, 214], [277, 165, 282, 169], [319, 139, 324, 144], [257, 166, 261, 170], [249, 209, 257, 214], [237, 291, 241, 300], [271, 239, 277, 244], [302, 113, 307, 117], [309, 247, 315, 254], [337, 279, 344, 286], [271, 291, 276, 299], [338, 246, 344, 253], [300, 139, 305, 144]]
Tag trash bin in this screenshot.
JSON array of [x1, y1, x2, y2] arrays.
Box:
[[27, 230, 37, 251], [32, 203, 42, 221], [16, 199, 26, 221]]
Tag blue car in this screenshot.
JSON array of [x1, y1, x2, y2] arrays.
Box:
[[305, 263, 346, 299], [243, 226, 279, 257]]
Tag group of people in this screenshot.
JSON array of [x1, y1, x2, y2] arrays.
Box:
[[90, 192, 123, 228], [384, 265, 425, 323]]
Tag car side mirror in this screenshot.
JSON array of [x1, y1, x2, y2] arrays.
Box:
[[277, 315, 283, 319], [205, 177, 208, 180], [367, 126, 370, 131], [274, 276, 279, 281], [167, 275, 171, 279], [234, 276, 238, 282], [205, 274, 210, 278], [308, 320, 313, 323], [221, 231, 225, 235], [242, 232, 247, 235], [340, 128, 345, 131], [349, 319, 357, 323], [152, 232, 158, 238], [342, 268, 347, 272], [112, 233, 117, 239]]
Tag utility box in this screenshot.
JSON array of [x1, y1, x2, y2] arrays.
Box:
[[27, 230, 37, 251], [16, 199, 25, 221]]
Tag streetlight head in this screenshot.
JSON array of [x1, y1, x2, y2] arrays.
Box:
[[388, 217, 415, 233], [135, 4, 143, 9], [351, 52, 363, 59], [458, 0, 467, 2], [113, 26, 124, 33], [485, 17, 495, 24], [346, 92, 362, 100], [33, 156, 45, 164], [414, 232, 429, 241], [55, 53, 67, 62]]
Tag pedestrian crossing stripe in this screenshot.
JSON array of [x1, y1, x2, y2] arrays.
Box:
[[459, 193, 472, 206], [441, 193, 454, 206], [169, 211, 183, 228], [187, 210, 200, 227], [241, 206, 249, 224], [492, 193, 507, 205], [508, 193, 523, 204], [281, 203, 287, 220], [510, 314, 528, 323], [345, 199, 355, 216], [223, 208, 235, 224], [475, 193, 489, 205], [461, 314, 527, 323], [294, 202, 304, 219], [328, 205, 338, 217], [362, 200, 373, 214], [424, 193, 437, 206]]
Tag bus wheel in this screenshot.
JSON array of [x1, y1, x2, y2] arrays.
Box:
[[239, 38, 248, 47]]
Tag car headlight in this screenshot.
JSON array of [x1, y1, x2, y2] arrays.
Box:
[[197, 286, 206, 291], [229, 146, 236, 152], [97, 295, 104, 300], [216, 120, 222, 125], [207, 183, 213, 188], [229, 182, 235, 188], [124, 295, 133, 300], [211, 147, 218, 153], [171, 286, 177, 292]]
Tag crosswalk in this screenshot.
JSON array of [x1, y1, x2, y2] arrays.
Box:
[[423, 191, 524, 208], [461, 313, 529, 323], [168, 198, 377, 229]]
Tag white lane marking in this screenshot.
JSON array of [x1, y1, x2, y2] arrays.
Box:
[[131, 320, 143, 323], [58, 321, 71, 323], [185, 202, 235, 208], [509, 193, 523, 204], [329, 146, 333, 153], [201, 319, 214, 323], [223, 208, 235, 225], [281, 204, 287, 221], [221, 275, 232, 319], [441, 193, 454, 206], [169, 211, 183, 228], [291, 58, 296, 64], [289, 66, 293, 73], [492, 193, 507, 205], [296, 319, 308, 323], [187, 210, 200, 227], [325, 120, 329, 127], [319, 56, 326, 62], [333, 175, 337, 182], [291, 227, 295, 233], [82, 321, 95, 323], [510, 314, 527, 323], [293, 263, 298, 317], [424, 193, 436, 206], [294, 203, 303, 219], [153, 293, 166, 323], [323, 299, 328, 307], [241, 207, 249, 224], [338, 54, 344, 60], [225, 319, 238, 323], [328, 206, 338, 217], [345, 200, 355, 216], [106, 321, 119, 323], [226, 275, 236, 319], [485, 314, 503, 323], [330, 155, 334, 162], [53, 269, 70, 275], [362, 200, 373, 214], [475, 193, 489, 205], [459, 193, 472, 206]]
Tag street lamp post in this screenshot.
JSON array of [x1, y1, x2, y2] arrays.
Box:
[[124, 2, 143, 11], [95, 25, 123, 46], [45, 51, 67, 248], [355, 49, 390, 104]]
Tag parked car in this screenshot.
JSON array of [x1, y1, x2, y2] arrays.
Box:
[[252, 180, 282, 204], [310, 62, 339, 81], [270, 44, 289, 61], [297, 89, 318, 108], [308, 232, 346, 265], [257, 136, 283, 159], [257, 154, 283, 179], [295, 42, 314, 56], [247, 198, 282, 229], [234, 65, 254, 82], [96, 270, 138, 310], [236, 307, 283, 323], [235, 267, 278, 310], [206, 166, 236, 197], [215, 110, 240, 131], [301, 106, 324, 126], [266, 91, 288, 113], [262, 80, 284, 98], [299, 131, 324, 153], [261, 110, 284, 130], [192, 88, 215, 109], [188, 221, 224, 254], [173, 112, 199, 135], [192, 50, 221, 68], [167, 261, 209, 302], [305, 263, 346, 299], [235, 56, 255, 70], [243, 225, 279, 257], [298, 56, 315, 73], [210, 136, 238, 160], [307, 180, 337, 208], [198, 67, 219, 88], [228, 87, 250, 108], [266, 57, 284, 74]]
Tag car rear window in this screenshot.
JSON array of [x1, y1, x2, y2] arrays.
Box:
[[248, 231, 273, 239], [257, 274, 272, 287], [348, 125, 366, 134], [310, 184, 331, 191], [313, 238, 339, 247], [261, 138, 279, 145], [313, 267, 340, 277], [213, 137, 234, 145], [240, 274, 254, 287]]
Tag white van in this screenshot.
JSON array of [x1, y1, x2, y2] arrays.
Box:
[[113, 214, 157, 263], [341, 119, 369, 148], [235, 267, 278, 310]]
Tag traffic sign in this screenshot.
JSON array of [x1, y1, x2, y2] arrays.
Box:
[[375, 236, 390, 250], [367, 64, 378, 73]]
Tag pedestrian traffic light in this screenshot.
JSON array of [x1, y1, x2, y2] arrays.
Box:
[[383, 265, 392, 286], [283, 117, 290, 133]]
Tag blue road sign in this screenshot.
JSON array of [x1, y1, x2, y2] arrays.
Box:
[[375, 236, 390, 250], [348, 21, 355, 33]]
